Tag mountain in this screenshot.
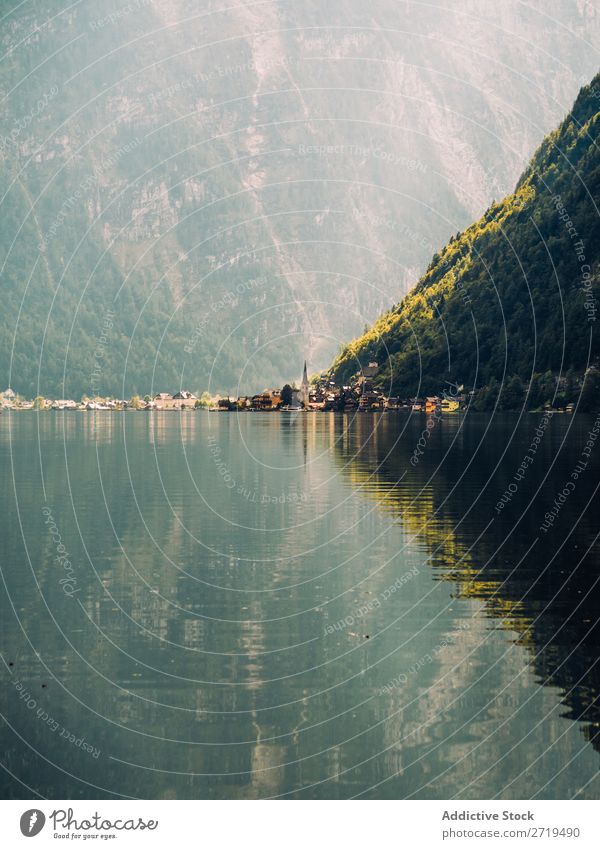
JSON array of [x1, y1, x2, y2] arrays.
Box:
[[328, 71, 600, 406], [1, 1, 600, 397]]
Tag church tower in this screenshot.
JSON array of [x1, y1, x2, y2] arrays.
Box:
[[300, 360, 310, 407]]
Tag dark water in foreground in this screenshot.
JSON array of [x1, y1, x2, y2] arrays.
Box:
[[1, 411, 599, 799]]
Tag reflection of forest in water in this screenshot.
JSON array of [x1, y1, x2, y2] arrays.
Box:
[[333, 412, 600, 753]]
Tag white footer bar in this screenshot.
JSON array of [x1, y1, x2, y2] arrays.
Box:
[[0, 800, 598, 848]]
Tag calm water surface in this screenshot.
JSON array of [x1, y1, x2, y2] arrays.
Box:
[[1, 411, 599, 799]]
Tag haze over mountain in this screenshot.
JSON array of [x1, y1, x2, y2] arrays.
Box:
[[1, 0, 599, 397]]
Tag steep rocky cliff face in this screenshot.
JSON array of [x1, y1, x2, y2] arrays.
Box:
[[1, 0, 598, 396]]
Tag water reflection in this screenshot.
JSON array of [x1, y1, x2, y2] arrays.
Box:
[[0, 412, 598, 799], [333, 412, 600, 759]]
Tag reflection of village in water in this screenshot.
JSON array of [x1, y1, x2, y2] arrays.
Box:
[[1, 411, 599, 798]]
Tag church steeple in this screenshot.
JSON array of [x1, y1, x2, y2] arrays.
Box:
[[300, 360, 309, 406]]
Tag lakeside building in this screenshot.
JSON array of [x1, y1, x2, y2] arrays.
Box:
[[153, 390, 198, 410], [425, 397, 441, 415], [1, 388, 16, 408], [251, 392, 275, 410]]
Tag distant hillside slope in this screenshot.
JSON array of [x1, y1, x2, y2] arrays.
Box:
[[328, 72, 600, 402]]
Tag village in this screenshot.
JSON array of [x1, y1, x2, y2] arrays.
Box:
[[1, 360, 587, 415], [213, 361, 465, 413], [0, 363, 466, 414]]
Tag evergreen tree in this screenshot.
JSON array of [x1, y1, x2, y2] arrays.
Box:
[[280, 384, 293, 406], [580, 368, 600, 413], [501, 375, 525, 411]]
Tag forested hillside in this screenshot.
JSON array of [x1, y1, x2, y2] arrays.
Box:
[[328, 73, 600, 408]]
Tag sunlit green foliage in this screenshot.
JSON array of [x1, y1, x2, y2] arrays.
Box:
[[328, 75, 600, 404]]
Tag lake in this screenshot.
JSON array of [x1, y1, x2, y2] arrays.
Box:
[[1, 411, 599, 799]]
